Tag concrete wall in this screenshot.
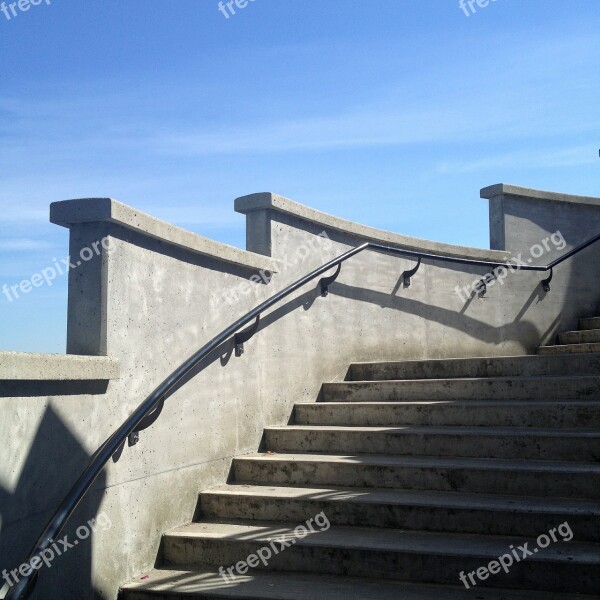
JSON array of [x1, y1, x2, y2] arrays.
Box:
[[1, 184, 599, 599]]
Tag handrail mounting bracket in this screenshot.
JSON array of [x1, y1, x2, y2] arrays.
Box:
[[541, 268, 553, 292], [235, 315, 261, 357], [402, 257, 421, 288], [320, 263, 342, 297]]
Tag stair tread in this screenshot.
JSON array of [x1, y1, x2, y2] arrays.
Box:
[[267, 425, 600, 437], [304, 400, 600, 406], [328, 375, 600, 384], [202, 483, 600, 515], [121, 567, 598, 599], [561, 328, 600, 335], [580, 317, 600, 329], [165, 519, 600, 563], [539, 343, 600, 354], [235, 452, 600, 473], [349, 353, 596, 367]]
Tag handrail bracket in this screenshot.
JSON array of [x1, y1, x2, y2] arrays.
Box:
[[541, 268, 553, 292], [320, 263, 342, 297], [402, 257, 421, 288], [235, 315, 261, 357]]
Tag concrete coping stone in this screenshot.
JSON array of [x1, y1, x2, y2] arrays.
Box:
[[0, 351, 120, 381], [235, 192, 510, 262], [481, 184, 600, 207], [50, 198, 278, 272]]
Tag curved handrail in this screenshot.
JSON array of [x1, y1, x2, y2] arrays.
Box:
[[7, 233, 600, 599]]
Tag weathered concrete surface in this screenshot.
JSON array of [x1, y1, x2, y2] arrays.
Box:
[[348, 353, 600, 380], [481, 184, 600, 253], [2, 183, 600, 599], [294, 400, 600, 428], [322, 376, 600, 402], [236, 191, 511, 261], [539, 342, 600, 354], [263, 424, 600, 461], [159, 520, 599, 594], [200, 483, 600, 540], [232, 452, 600, 498], [50, 198, 278, 273], [121, 568, 598, 600], [0, 351, 119, 381]]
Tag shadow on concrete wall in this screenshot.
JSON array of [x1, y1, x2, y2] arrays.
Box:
[[0, 405, 106, 600]]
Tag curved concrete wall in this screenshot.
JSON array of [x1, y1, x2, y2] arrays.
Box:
[[1, 184, 599, 599]]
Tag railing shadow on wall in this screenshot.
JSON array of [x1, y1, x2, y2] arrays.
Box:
[[0, 402, 107, 599]]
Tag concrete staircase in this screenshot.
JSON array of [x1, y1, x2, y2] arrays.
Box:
[[121, 320, 600, 599], [539, 316, 600, 355]]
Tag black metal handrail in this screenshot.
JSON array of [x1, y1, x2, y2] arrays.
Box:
[[7, 232, 600, 599]]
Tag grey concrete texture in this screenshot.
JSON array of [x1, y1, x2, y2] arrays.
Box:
[[235, 191, 512, 261], [263, 424, 600, 461], [0, 351, 119, 381], [121, 567, 600, 600], [1, 183, 600, 599], [232, 452, 600, 498], [481, 184, 600, 253], [158, 520, 599, 594], [293, 400, 600, 428], [199, 483, 600, 541], [347, 353, 600, 380], [539, 342, 600, 355], [322, 376, 600, 402]]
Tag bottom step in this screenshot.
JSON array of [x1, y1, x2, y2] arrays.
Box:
[[120, 567, 598, 599]]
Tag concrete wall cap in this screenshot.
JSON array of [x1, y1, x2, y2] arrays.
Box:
[[481, 184, 600, 207], [50, 198, 278, 272], [235, 192, 510, 262], [0, 351, 120, 381]]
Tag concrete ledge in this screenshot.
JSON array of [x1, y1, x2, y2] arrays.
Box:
[[235, 192, 509, 262], [0, 351, 120, 381], [50, 198, 278, 272], [481, 184, 600, 207]]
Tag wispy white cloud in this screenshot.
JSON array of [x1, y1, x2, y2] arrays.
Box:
[[437, 145, 598, 174], [0, 239, 56, 251]]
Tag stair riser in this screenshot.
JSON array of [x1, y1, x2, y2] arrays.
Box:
[[559, 330, 600, 345], [294, 403, 600, 428], [538, 344, 600, 355], [349, 355, 600, 381], [580, 318, 600, 330], [200, 494, 600, 542], [233, 460, 600, 499], [264, 430, 600, 462], [162, 538, 598, 594], [322, 379, 600, 402]]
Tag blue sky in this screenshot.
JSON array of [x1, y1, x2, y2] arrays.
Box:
[[1, 0, 599, 353]]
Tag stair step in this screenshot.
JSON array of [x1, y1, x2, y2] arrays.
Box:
[[161, 521, 600, 594], [538, 343, 600, 355], [120, 567, 599, 600], [294, 400, 600, 428], [322, 376, 600, 402], [233, 453, 600, 499], [200, 484, 600, 541], [580, 317, 600, 330], [348, 354, 600, 381], [263, 425, 600, 461], [558, 329, 600, 344]]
